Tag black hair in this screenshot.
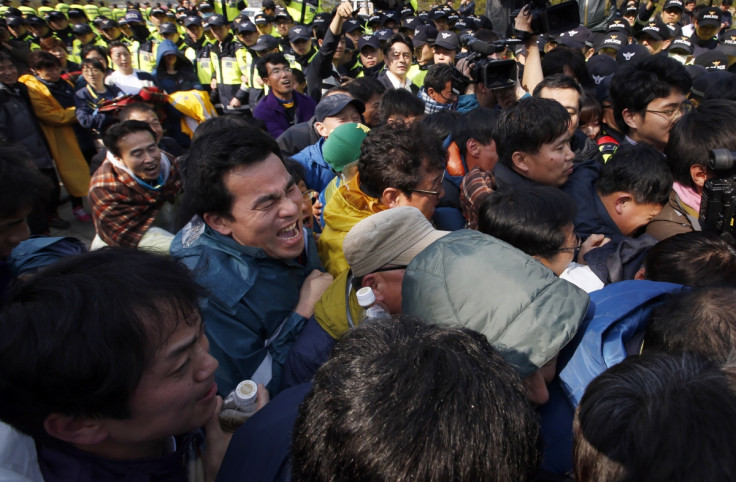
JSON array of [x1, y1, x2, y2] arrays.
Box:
[[185, 123, 281, 218], [102, 120, 157, 158], [702, 74, 736, 102], [453, 107, 498, 157], [292, 315, 541, 482], [478, 185, 576, 259], [344, 76, 385, 104], [595, 142, 672, 205], [579, 91, 603, 127], [80, 43, 108, 62], [574, 352, 736, 481], [0, 248, 202, 438], [382, 32, 413, 56], [494, 97, 571, 167], [256, 52, 288, 79], [283, 157, 307, 186], [665, 100, 736, 189], [419, 109, 460, 141], [642, 231, 736, 286], [118, 101, 156, 121], [0, 144, 51, 219], [107, 39, 129, 53], [532, 73, 585, 112], [423, 62, 455, 92], [609, 54, 691, 134], [541, 46, 594, 88], [81, 57, 106, 72], [27, 50, 60, 70], [378, 88, 424, 124], [358, 122, 445, 198]]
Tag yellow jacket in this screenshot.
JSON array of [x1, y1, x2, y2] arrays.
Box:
[[19, 74, 91, 197], [317, 173, 386, 277]]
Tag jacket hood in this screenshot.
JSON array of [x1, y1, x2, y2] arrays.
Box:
[[402, 229, 589, 378], [154, 39, 194, 72]]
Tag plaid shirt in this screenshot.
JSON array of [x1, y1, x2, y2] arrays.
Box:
[[418, 88, 455, 115], [89, 155, 182, 248], [460, 167, 497, 230]]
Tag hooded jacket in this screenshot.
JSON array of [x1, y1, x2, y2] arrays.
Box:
[[153, 39, 202, 94], [402, 230, 589, 378]]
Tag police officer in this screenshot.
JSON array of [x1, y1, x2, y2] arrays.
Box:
[[209, 14, 249, 106]]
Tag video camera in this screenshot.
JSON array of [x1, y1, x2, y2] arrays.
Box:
[[514, 0, 581, 35], [461, 36, 520, 90], [699, 149, 736, 236]]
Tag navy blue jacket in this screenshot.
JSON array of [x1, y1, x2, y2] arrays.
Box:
[[562, 158, 621, 237]]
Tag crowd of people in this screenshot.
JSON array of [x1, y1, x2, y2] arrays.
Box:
[[1, 0, 736, 479]]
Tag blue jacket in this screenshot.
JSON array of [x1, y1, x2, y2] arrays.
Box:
[[170, 216, 322, 396], [562, 158, 621, 237], [539, 280, 685, 474], [291, 137, 336, 193], [153, 39, 202, 93]]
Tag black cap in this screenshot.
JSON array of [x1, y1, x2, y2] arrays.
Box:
[[45, 10, 66, 21], [72, 23, 93, 35], [254, 12, 269, 24], [669, 35, 694, 54], [67, 7, 85, 17], [587, 54, 618, 84], [635, 18, 670, 41], [597, 31, 626, 52], [234, 20, 256, 33], [262, 0, 276, 8], [358, 34, 380, 51], [100, 18, 119, 29], [412, 24, 438, 47], [616, 43, 650, 64], [251, 33, 279, 51], [434, 30, 459, 50], [159, 22, 178, 34], [694, 49, 729, 71], [696, 7, 722, 27], [5, 15, 24, 27], [288, 24, 311, 42], [343, 18, 362, 33], [184, 15, 202, 27], [207, 14, 227, 26]]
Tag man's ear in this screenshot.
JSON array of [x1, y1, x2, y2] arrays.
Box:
[[690, 164, 709, 189], [44, 413, 109, 446], [314, 121, 329, 138], [621, 108, 641, 131], [203, 212, 233, 237], [361, 273, 386, 301], [466, 138, 479, 159], [634, 266, 647, 280], [614, 193, 633, 215], [380, 187, 402, 208], [511, 150, 530, 174]]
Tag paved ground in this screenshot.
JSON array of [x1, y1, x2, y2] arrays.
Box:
[[49, 190, 95, 248]]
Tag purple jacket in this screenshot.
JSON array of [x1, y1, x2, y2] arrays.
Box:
[[253, 90, 317, 139]]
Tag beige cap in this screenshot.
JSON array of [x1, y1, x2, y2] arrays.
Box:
[[343, 207, 449, 277]]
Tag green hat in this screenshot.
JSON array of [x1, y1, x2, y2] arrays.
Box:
[[322, 123, 370, 173]]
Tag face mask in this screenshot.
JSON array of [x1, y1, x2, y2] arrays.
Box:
[[668, 52, 689, 65]]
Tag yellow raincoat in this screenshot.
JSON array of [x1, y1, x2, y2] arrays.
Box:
[[19, 74, 91, 197], [317, 173, 387, 277]]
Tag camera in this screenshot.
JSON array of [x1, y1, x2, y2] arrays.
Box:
[[699, 149, 736, 236], [461, 36, 520, 90], [515, 0, 581, 35]]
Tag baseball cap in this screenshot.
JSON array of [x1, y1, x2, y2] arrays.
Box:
[[314, 94, 365, 123], [124, 9, 145, 23], [413, 24, 438, 47], [718, 28, 736, 56], [254, 12, 269, 24], [690, 69, 730, 98], [616, 43, 650, 64], [251, 33, 279, 51], [234, 21, 256, 33], [184, 15, 203, 27], [382, 11, 400, 26], [635, 18, 670, 41], [344, 206, 449, 278], [669, 35, 694, 54], [343, 18, 362, 33], [288, 24, 311, 42], [430, 9, 448, 20], [596, 31, 626, 52], [312, 12, 330, 27], [558, 26, 593, 49], [663, 0, 684, 10], [374, 28, 393, 42], [5, 16, 24, 27], [26, 15, 46, 26], [400, 6, 414, 18], [694, 50, 729, 71], [45, 10, 66, 22], [434, 30, 459, 50], [99, 18, 119, 29], [151, 7, 166, 15], [207, 14, 227, 26], [159, 22, 178, 34], [72, 23, 93, 35], [198, 2, 214, 10], [587, 54, 618, 84], [358, 34, 380, 51], [67, 8, 85, 17], [262, 0, 276, 8], [697, 7, 722, 28], [367, 13, 383, 26], [274, 7, 291, 20], [606, 17, 632, 36], [322, 123, 370, 173]]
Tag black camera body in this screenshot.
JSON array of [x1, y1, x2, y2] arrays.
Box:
[[462, 36, 521, 90], [699, 149, 736, 235], [523, 0, 581, 35]]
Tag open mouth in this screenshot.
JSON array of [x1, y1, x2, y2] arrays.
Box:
[[197, 382, 217, 402], [277, 222, 301, 241]]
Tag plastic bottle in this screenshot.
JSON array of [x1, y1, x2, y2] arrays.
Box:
[[356, 286, 391, 321], [219, 380, 258, 432]]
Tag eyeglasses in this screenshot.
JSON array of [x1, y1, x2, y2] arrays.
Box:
[[645, 102, 692, 121], [410, 171, 445, 197], [302, 189, 316, 205], [557, 235, 582, 253], [268, 66, 292, 77]]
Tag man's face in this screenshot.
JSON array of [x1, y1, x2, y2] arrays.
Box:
[[275, 17, 293, 36], [209, 24, 230, 42], [472, 139, 499, 172], [290, 38, 311, 56], [638, 33, 667, 54], [239, 31, 259, 47], [0, 58, 18, 85], [515, 131, 575, 187], [110, 46, 132, 71], [150, 13, 165, 26], [345, 29, 362, 46], [115, 130, 162, 181], [433, 45, 456, 65], [101, 26, 121, 40], [363, 93, 382, 127], [433, 17, 448, 31], [212, 154, 304, 259], [428, 80, 457, 105], [0, 206, 31, 259], [386, 41, 412, 78], [394, 162, 444, 219], [256, 22, 272, 35], [185, 25, 203, 42], [99, 313, 219, 448], [365, 268, 406, 314], [263, 62, 294, 98], [334, 36, 346, 60], [626, 89, 687, 151], [360, 47, 382, 68], [124, 109, 164, 143], [540, 223, 576, 276], [415, 43, 433, 66], [695, 20, 720, 40], [315, 104, 362, 137], [616, 201, 663, 236], [662, 6, 683, 23], [538, 86, 580, 131]]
